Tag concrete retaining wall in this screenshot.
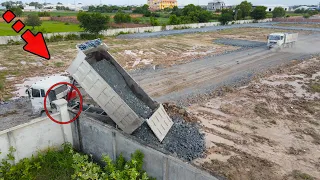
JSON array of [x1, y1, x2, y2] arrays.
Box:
[[0, 18, 272, 44], [0, 112, 73, 164], [273, 17, 320, 23], [72, 116, 219, 180]]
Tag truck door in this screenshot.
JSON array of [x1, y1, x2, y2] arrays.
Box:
[[30, 88, 44, 114]]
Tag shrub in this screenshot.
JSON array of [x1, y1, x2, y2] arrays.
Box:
[[49, 34, 64, 42], [303, 14, 311, 19], [169, 14, 181, 25], [272, 7, 286, 18], [114, 12, 131, 23], [150, 17, 160, 26], [251, 6, 267, 20], [64, 22, 70, 25], [80, 33, 103, 40], [65, 33, 80, 40], [7, 39, 22, 45], [219, 13, 233, 25], [0, 144, 154, 180], [132, 18, 141, 24], [38, 11, 51, 17]]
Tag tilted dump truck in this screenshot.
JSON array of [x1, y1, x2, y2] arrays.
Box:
[[267, 32, 298, 49], [66, 39, 173, 142]]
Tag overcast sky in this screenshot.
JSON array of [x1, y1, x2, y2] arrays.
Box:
[[29, 0, 320, 6]]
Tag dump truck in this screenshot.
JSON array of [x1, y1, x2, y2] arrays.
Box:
[[66, 39, 173, 142], [267, 33, 298, 49], [26, 75, 78, 115]]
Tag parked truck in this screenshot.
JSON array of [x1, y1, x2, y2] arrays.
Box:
[[267, 33, 298, 49]]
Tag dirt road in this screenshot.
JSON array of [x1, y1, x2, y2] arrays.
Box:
[[131, 34, 320, 104]]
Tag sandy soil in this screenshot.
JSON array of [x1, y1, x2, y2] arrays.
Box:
[[187, 57, 320, 180]]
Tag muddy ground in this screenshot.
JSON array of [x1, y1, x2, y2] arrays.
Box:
[[188, 57, 320, 180]]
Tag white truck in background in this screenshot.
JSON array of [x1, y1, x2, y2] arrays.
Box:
[[267, 33, 298, 49]]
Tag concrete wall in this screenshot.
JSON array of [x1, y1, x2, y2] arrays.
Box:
[[0, 113, 73, 163], [73, 115, 219, 180], [0, 18, 272, 44]]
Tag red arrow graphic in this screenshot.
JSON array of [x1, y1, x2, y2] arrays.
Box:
[[21, 30, 50, 60]]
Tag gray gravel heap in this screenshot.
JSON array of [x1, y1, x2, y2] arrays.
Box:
[[91, 59, 153, 119], [214, 38, 266, 48], [132, 114, 205, 161]]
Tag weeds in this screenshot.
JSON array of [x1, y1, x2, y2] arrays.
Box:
[[291, 170, 314, 180], [0, 143, 154, 180], [54, 62, 64, 67], [310, 83, 320, 93]]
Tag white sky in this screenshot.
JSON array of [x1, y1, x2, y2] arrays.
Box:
[[23, 0, 320, 6]]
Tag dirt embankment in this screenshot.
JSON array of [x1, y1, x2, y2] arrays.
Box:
[[188, 57, 320, 180]]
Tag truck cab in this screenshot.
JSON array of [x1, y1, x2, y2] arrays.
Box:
[[25, 75, 76, 115], [267, 33, 285, 49]]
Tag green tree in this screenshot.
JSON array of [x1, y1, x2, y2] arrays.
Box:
[[169, 14, 181, 25], [10, 7, 22, 17], [235, 1, 252, 19], [114, 12, 131, 23], [272, 7, 286, 18], [150, 17, 159, 26], [219, 13, 233, 25], [25, 14, 42, 30], [251, 6, 267, 20], [77, 12, 110, 35]]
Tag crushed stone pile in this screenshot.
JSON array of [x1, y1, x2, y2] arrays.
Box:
[[92, 59, 153, 119], [132, 113, 205, 161]]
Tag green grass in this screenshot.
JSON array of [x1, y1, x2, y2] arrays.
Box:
[[138, 17, 169, 25], [0, 21, 82, 36]]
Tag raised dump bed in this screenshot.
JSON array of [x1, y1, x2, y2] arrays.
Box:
[[67, 39, 173, 141]]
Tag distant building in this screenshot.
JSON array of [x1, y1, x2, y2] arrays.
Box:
[[23, 5, 36, 12], [147, 0, 177, 10], [0, 6, 6, 10], [253, 4, 290, 12], [207, 0, 225, 11]]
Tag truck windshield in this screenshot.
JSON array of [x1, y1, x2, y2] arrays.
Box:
[[269, 35, 281, 40]]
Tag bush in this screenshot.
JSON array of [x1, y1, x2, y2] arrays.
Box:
[[65, 33, 80, 40], [114, 12, 132, 23], [0, 144, 154, 180], [251, 6, 267, 20], [303, 14, 311, 19], [6, 39, 21, 45], [38, 11, 51, 17], [49, 34, 64, 42], [132, 18, 141, 24], [169, 14, 181, 25], [64, 22, 70, 25], [150, 17, 160, 26], [219, 13, 233, 25], [272, 7, 286, 18], [80, 33, 103, 39], [9, 7, 22, 17]]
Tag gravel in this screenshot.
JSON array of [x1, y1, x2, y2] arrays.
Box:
[[214, 39, 266, 48], [91, 59, 153, 119], [132, 114, 205, 161]]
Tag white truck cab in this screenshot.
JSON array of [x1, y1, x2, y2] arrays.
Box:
[[25, 75, 72, 115], [267, 32, 298, 49]]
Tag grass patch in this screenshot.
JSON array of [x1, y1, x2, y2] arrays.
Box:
[[291, 170, 314, 180], [0, 21, 82, 36], [310, 83, 320, 93], [54, 62, 65, 67]]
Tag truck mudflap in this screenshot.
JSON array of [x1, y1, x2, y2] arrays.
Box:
[[147, 104, 174, 142], [67, 39, 173, 141]]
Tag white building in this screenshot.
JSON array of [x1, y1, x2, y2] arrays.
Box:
[[207, 0, 225, 11], [253, 4, 290, 12], [23, 5, 36, 12]]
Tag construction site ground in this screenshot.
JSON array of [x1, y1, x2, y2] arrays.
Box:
[[0, 23, 320, 179]]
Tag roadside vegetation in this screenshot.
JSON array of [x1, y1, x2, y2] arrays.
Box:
[[0, 143, 153, 179]]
